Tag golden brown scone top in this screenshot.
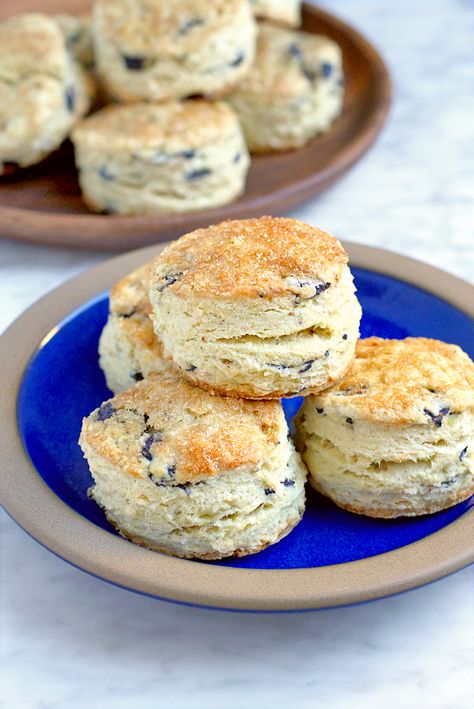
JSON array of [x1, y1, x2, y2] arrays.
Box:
[[151, 217, 348, 299], [109, 262, 163, 357], [0, 13, 67, 77], [72, 101, 240, 152], [235, 22, 342, 98], [311, 337, 474, 425], [94, 0, 251, 54], [80, 372, 285, 483]]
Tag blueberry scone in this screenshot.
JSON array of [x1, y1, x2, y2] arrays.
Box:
[[71, 100, 250, 215], [79, 372, 307, 559], [99, 263, 174, 394], [227, 22, 344, 152], [250, 0, 301, 27], [296, 337, 474, 518], [54, 14, 94, 69], [92, 0, 257, 102], [148, 217, 362, 399], [0, 13, 93, 175]]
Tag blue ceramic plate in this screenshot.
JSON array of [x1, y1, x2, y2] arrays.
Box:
[[1, 243, 473, 610]]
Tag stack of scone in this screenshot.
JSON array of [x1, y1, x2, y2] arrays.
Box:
[[80, 215, 474, 559], [1, 1, 345, 215], [80, 215, 361, 558]]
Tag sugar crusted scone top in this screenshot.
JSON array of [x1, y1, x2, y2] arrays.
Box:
[[94, 0, 251, 54], [235, 22, 341, 98], [311, 337, 474, 425], [151, 217, 348, 299], [80, 373, 285, 483], [109, 263, 163, 356], [72, 101, 240, 152], [0, 14, 67, 79]]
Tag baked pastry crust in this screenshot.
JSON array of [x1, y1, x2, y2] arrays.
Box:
[[151, 216, 348, 300]]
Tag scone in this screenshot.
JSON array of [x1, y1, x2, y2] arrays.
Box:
[[0, 13, 93, 175], [92, 0, 257, 102], [99, 262, 173, 394], [227, 22, 344, 152], [71, 100, 250, 215], [54, 14, 94, 69], [251, 0, 301, 27], [295, 337, 474, 518], [79, 373, 307, 559], [148, 217, 362, 399]]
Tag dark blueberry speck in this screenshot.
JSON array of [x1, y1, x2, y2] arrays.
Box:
[[346, 417, 354, 426], [66, 30, 82, 49], [167, 466, 176, 478], [186, 168, 212, 181], [342, 333, 348, 340], [179, 17, 204, 35], [269, 363, 287, 371], [441, 478, 457, 488], [99, 166, 114, 181], [303, 67, 317, 82], [186, 365, 197, 372], [264, 488, 275, 496], [180, 149, 196, 159], [97, 402, 115, 421], [65, 87, 75, 112], [460, 446, 468, 462], [142, 432, 163, 461], [118, 308, 137, 319], [298, 360, 314, 374], [132, 372, 144, 382], [423, 407, 450, 428], [176, 483, 191, 495], [282, 478, 295, 487], [288, 43, 303, 58], [123, 55, 145, 70], [324, 350, 330, 358], [230, 51, 245, 67], [321, 62, 333, 78], [316, 407, 324, 414], [233, 152, 242, 163], [157, 271, 184, 292], [314, 282, 331, 297], [148, 473, 166, 488]]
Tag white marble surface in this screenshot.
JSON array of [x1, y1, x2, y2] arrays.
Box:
[[1, 1, 473, 707]]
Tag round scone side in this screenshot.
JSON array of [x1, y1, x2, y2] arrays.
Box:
[[250, 0, 302, 27], [79, 374, 307, 559], [227, 23, 344, 152], [295, 337, 474, 518], [93, 0, 257, 102], [0, 13, 93, 174], [148, 217, 362, 399], [72, 100, 250, 215], [99, 263, 173, 394]]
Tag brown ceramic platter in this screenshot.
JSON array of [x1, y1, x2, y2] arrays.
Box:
[[0, 1, 391, 250], [0, 242, 473, 611]]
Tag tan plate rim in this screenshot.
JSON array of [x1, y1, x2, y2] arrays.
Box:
[[0, 243, 473, 611], [0, 2, 392, 251]]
